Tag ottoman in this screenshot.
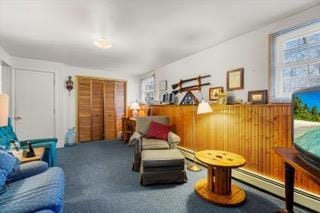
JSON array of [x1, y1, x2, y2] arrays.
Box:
[[140, 149, 187, 186]]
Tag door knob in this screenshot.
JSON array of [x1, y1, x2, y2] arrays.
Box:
[[14, 116, 22, 120]]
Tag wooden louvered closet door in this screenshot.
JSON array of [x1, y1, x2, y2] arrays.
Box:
[[77, 77, 92, 142], [104, 81, 116, 140], [77, 76, 126, 142], [115, 82, 126, 134], [91, 79, 104, 140]]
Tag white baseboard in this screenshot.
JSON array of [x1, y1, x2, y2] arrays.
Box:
[[178, 146, 320, 212]]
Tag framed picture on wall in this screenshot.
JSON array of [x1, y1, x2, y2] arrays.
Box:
[[227, 68, 244, 91], [159, 80, 167, 91], [209, 87, 224, 101], [248, 90, 268, 104]]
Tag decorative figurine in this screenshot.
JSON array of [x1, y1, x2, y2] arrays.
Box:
[[65, 76, 74, 95], [22, 141, 35, 158]]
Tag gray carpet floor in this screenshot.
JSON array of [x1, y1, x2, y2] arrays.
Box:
[[57, 140, 308, 213]]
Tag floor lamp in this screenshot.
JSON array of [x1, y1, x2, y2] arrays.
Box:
[[187, 97, 213, 172]]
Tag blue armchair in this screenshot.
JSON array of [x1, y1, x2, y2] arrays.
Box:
[[1, 160, 64, 213], [0, 118, 58, 167]]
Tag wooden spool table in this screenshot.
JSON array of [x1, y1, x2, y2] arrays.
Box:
[[195, 150, 246, 206]]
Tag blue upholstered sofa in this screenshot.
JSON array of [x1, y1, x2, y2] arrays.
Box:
[[0, 147, 64, 213], [0, 118, 57, 167]]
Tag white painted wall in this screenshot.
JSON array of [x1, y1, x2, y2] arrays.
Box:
[[152, 5, 320, 103], [11, 57, 140, 147], [0, 46, 12, 67]]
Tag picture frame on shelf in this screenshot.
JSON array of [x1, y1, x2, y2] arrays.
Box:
[[248, 90, 268, 104], [209, 87, 224, 101], [159, 80, 167, 91], [227, 68, 244, 91], [217, 92, 227, 105]]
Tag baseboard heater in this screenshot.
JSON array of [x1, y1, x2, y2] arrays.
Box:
[[178, 146, 320, 212]]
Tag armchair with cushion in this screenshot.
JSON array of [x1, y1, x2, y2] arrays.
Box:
[[129, 116, 181, 171], [0, 118, 58, 167]]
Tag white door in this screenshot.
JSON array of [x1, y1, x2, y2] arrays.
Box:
[[15, 69, 55, 140]]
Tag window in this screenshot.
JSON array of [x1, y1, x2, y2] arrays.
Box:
[[271, 19, 320, 102], [140, 75, 155, 103]]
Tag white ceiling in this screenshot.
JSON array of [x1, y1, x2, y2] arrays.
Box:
[[0, 0, 319, 75]]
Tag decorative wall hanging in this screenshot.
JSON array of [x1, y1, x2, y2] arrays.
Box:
[[227, 68, 244, 91], [171, 75, 211, 95], [159, 80, 167, 91], [180, 91, 199, 105], [209, 87, 224, 101], [65, 76, 74, 95], [248, 90, 268, 104]]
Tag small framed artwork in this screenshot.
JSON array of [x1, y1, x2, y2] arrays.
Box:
[[217, 92, 227, 105], [159, 80, 167, 91], [209, 87, 224, 101], [160, 92, 168, 103], [227, 68, 244, 91], [248, 90, 268, 104]]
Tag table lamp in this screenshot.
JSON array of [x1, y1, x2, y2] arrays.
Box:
[[0, 93, 9, 127], [130, 102, 140, 118], [187, 99, 213, 172]]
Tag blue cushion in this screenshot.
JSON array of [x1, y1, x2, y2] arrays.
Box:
[[0, 148, 19, 188], [6, 161, 48, 183], [0, 167, 64, 213]]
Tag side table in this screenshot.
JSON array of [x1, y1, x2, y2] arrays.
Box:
[[12, 147, 45, 164], [195, 150, 246, 206], [273, 147, 320, 213], [121, 117, 136, 143]]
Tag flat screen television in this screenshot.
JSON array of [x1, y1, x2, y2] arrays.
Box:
[[293, 86, 320, 168]]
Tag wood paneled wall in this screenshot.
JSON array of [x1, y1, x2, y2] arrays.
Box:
[[150, 104, 320, 194]]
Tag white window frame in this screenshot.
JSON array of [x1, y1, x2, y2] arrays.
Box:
[[140, 75, 155, 103], [270, 18, 320, 102]]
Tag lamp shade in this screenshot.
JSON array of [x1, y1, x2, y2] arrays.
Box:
[[0, 93, 9, 127], [197, 100, 212, 115], [130, 102, 140, 110]]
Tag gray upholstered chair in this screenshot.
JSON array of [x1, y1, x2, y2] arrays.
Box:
[[129, 116, 181, 171]]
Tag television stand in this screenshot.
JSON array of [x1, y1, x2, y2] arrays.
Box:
[[273, 147, 320, 213]]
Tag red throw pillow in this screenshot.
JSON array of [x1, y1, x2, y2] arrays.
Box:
[[146, 121, 170, 140]]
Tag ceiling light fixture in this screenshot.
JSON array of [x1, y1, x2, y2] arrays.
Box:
[[93, 38, 112, 49]]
